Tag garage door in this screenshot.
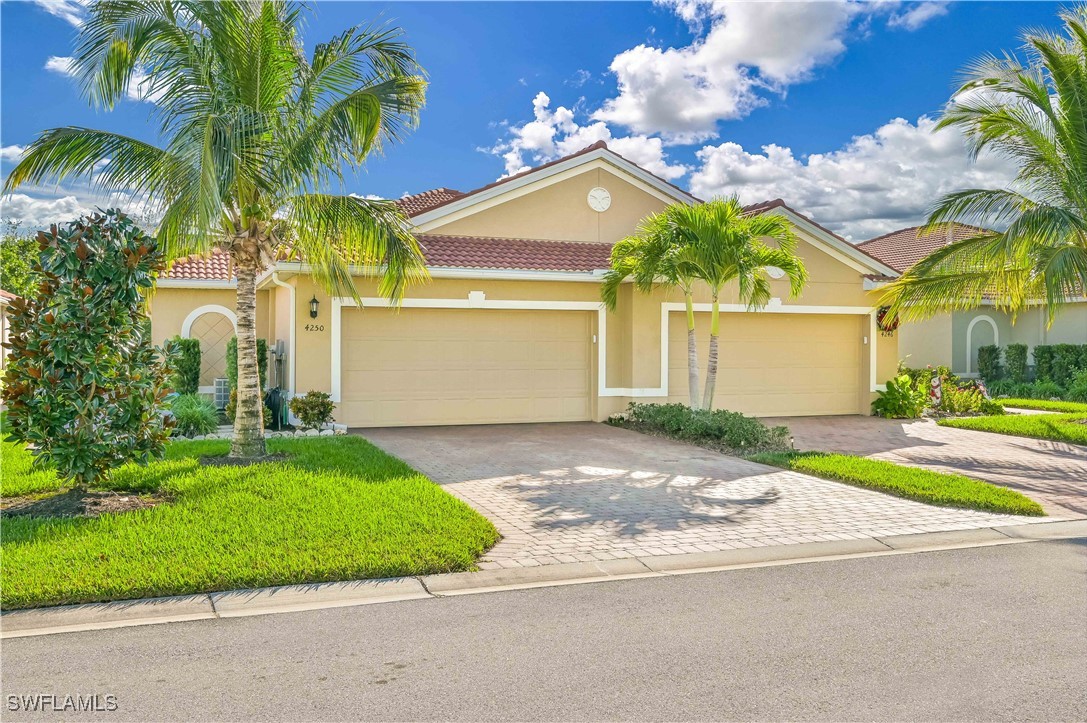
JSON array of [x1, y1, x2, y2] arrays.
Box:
[[340, 307, 593, 427], [668, 312, 864, 416]]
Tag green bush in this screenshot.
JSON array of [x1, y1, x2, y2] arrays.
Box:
[[1004, 343, 1028, 383], [976, 345, 1002, 383], [1066, 369, 1087, 403], [169, 336, 201, 394], [1052, 344, 1082, 387], [225, 389, 272, 427], [986, 379, 1017, 397], [610, 403, 791, 452], [1010, 382, 1037, 398], [170, 393, 219, 437], [225, 336, 268, 392], [0, 210, 173, 487], [288, 390, 336, 430], [1033, 345, 1056, 382], [872, 374, 928, 419], [1031, 380, 1065, 400]]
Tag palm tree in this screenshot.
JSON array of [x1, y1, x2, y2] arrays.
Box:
[[882, 7, 1087, 325], [603, 198, 807, 410], [4, 1, 428, 459]]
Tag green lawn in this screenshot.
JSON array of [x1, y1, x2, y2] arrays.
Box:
[[748, 451, 1045, 516], [938, 413, 1087, 446], [1, 437, 500, 609], [997, 398, 1087, 413]]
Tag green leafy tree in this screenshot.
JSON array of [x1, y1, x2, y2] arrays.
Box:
[[0, 221, 40, 298], [603, 198, 807, 410], [883, 8, 1087, 324], [169, 336, 201, 394], [1, 210, 174, 487], [4, 1, 428, 459]]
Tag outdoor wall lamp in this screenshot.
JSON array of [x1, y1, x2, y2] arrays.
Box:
[[309, 295, 320, 319]]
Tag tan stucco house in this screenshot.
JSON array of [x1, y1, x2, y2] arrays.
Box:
[[151, 141, 900, 427], [859, 224, 1087, 376]]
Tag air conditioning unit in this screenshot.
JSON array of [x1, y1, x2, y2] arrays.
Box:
[[213, 378, 230, 410]]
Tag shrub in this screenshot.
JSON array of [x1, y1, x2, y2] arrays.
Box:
[[940, 384, 1002, 415], [976, 345, 1002, 383], [288, 390, 336, 430], [1065, 369, 1087, 403], [225, 336, 268, 391], [169, 336, 201, 394], [611, 402, 790, 452], [1033, 345, 1056, 382], [0, 210, 173, 487], [170, 394, 219, 437], [1004, 343, 1028, 383], [1010, 382, 1037, 398], [1052, 344, 1083, 387], [1031, 380, 1065, 400], [986, 379, 1017, 397], [225, 389, 272, 427], [872, 374, 928, 419]]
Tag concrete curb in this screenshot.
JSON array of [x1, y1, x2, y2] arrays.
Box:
[[4, 519, 1084, 639]]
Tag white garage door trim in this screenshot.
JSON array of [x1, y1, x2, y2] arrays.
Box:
[[330, 296, 881, 405]]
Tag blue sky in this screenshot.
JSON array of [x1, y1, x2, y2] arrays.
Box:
[[0, 1, 1061, 240]]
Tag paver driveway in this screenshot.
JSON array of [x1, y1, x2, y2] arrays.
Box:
[[762, 415, 1087, 519], [360, 423, 1046, 569]]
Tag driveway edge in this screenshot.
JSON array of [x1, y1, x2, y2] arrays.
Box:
[[4, 519, 1084, 639]]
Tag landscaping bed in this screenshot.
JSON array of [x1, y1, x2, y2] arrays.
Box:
[[747, 452, 1045, 516], [938, 413, 1087, 446], [0, 436, 500, 609], [608, 402, 792, 456]]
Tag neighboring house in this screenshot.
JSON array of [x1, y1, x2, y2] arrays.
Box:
[[151, 141, 899, 427], [0, 288, 16, 372], [859, 224, 1087, 376]]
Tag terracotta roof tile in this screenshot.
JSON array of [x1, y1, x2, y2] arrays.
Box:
[[395, 188, 465, 216], [858, 223, 989, 273], [417, 234, 610, 272], [162, 250, 232, 280], [160, 235, 611, 281]]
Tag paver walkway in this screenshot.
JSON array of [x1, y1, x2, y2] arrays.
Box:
[[360, 423, 1048, 569], [762, 415, 1087, 519]]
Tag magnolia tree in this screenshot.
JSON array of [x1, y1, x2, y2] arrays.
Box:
[[1, 210, 174, 487]]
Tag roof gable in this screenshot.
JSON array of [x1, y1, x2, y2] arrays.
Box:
[[858, 223, 989, 273]]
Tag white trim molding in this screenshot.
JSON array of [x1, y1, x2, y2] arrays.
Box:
[[157, 279, 236, 289], [269, 273, 296, 396], [181, 304, 238, 338], [965, 314, 999, 374]]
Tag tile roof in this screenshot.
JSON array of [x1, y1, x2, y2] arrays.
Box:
[[395, 188, 465, 216], [417, 234, 611, 272], [160, 235, 612, 281], [857, 223, 989, 273], [162, 251, 233, 280]]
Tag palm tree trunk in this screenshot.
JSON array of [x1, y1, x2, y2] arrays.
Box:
[[684, 289, 701, 409], [230, 266, 267, 458], [701, 295, 720, 411]]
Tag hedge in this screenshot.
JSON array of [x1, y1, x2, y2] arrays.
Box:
[[976, 345, 1002, 383], [1033, 344, 1087, 387], [1005, 343, 1028, 383], [170, 336, 202, 394], [225, 336, 268, 392]]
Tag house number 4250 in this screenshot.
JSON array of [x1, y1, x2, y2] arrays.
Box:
[[304, 324, 325, 332]]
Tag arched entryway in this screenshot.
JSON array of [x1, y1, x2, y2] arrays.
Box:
[[181, 305, 237, 392]]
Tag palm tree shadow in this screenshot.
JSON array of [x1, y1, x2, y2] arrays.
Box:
[[506, 465, 780, 537]]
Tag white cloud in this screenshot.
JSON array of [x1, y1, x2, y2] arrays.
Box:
[[33, 0, 86, 27], [594, 0, 950, 142], [44, 55, 163, 104], [566, 69, 593, 88], [887, 2, 949, 31], [487, 92, 690, 181], [0, 146, 25, 163], [689, 115, 1018, 241], [0, 194, 89, 229]]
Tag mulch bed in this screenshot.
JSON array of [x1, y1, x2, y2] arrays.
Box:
[[1, 488, 171, 519]]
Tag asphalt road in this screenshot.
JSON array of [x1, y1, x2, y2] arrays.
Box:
[[3, 540, 1085, 722]]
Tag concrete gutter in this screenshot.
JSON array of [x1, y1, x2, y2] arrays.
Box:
[[4, 519, 1084, 639]]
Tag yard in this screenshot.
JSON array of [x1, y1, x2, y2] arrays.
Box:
[[0, 436, 500, 610], [939, 412, 1087, 445]]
